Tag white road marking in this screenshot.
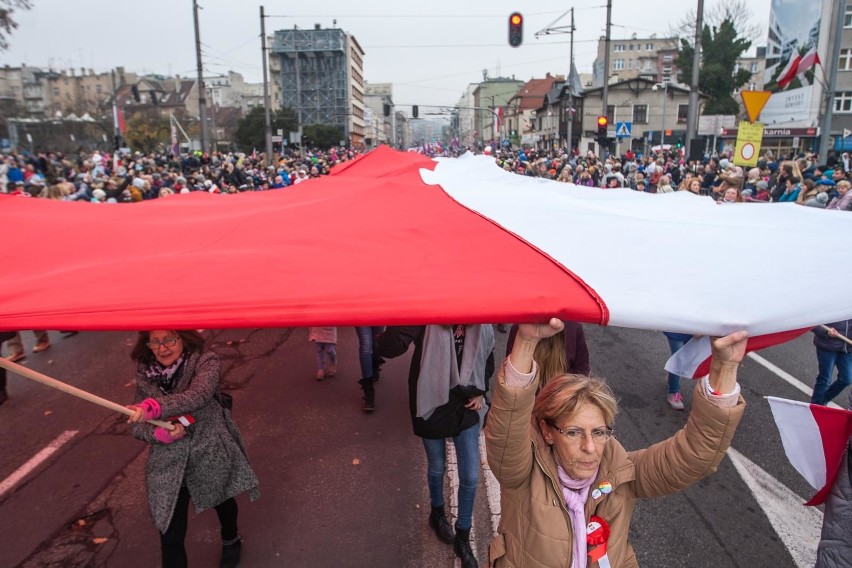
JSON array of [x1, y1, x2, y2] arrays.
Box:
[[0, 430, 78, 498], [726, 447, 823, 568], [747, 352, 842, 409]]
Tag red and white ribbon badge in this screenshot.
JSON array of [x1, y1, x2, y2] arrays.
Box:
[[587, 515, 611, 568]]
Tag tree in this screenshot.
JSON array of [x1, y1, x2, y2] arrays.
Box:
[[675, 17, 752, 115], [233, 106, 298, 153], [125, 111, 170, 154], [0, 0, 31, 51], [302, 124, 344, 150], [670, 1, 763, 48]]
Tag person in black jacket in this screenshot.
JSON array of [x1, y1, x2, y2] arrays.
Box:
[[811, 320, 852, 405], [376, 325, 494, 568]]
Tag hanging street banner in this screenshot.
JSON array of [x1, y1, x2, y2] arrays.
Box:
[[733, 121, 764, 168]]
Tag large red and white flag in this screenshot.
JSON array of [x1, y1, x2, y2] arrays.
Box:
[[1, 147, 851, 338], [766, 397, 852, 505]]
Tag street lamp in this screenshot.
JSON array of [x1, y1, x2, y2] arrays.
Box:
[[652, 82, 669, 147]]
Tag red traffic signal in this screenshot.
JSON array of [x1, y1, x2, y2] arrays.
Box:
[[508, 12, 523, 47]]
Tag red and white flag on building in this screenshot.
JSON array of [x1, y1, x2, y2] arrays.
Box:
[[795, 47, 821, 79], [776, 54, 802, 89], [777, 47, 821, 89], [493, 107, 503, 138], [113, 106, 126, 136], [766, 397, 852, 506]]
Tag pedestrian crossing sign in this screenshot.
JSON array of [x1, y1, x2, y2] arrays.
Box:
[[616, 122, 632, 138]]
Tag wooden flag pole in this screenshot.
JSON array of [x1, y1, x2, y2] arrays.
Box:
[[0, 357, 174, 430], [820, 324, 852, 347]]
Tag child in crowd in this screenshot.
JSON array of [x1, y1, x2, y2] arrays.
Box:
[[309, 327, 337, 381]]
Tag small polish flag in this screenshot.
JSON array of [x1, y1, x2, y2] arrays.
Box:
[[766, 397, 852, 506], [665, 328, 810, 379]]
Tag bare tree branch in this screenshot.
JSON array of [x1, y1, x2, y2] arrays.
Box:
[[668, 0, 764, 49], [0, 0, 32, 51]]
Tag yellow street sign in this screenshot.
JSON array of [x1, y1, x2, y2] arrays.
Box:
[[741, 91, 772, 123], [733, 120, 764, 168]]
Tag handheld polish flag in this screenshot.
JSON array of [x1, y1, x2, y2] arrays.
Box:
[[766, 397, 852, 506]]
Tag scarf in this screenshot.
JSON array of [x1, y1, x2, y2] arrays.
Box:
[[416, 324, 494, 421], [143, 353, 186, 393], [557, 463, 598, 568]]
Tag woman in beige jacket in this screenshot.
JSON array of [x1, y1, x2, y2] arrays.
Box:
[[485, 319, 747, 568]]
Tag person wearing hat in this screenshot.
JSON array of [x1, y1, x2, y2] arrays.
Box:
[[753, 180, 771, 202]]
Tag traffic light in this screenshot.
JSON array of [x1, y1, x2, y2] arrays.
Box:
[[412, 105, 419, 118], [383, 103, 390, 117], [596, 116, 608, 138], [508, 12, 523, 47]]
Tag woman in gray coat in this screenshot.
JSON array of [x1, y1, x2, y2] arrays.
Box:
[[127, 330, 259, 568]]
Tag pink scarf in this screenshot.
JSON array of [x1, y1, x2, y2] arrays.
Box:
[[557, 464, 598, 568]]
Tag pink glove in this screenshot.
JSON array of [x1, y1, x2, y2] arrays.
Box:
[[138, 398, 162, 420], [154, 426, 185, 444]]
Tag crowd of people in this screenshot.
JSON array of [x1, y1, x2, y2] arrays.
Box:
[[485, 144, 852, 209], [0, 146, 363, 201], [2, 142, 851, 214]]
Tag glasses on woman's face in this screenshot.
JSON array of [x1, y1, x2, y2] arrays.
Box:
[[548, 422, 614, 444], [147, 336, 180, 350]]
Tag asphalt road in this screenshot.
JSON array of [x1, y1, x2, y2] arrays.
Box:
[[0, 325, 830, 568]]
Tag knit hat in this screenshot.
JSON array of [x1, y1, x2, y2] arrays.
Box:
[[756, 180, 769, 190]]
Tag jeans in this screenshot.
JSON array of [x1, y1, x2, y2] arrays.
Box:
[[811, 349, 852, 405], [314, 342, 336, 369], [664, 332, 692, 395], [355, 326, 384, 379], [421, 422, 480, 530], [160, 486, 239, 568]]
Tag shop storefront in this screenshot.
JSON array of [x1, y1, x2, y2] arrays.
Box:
[[719, 127, 819, 158]]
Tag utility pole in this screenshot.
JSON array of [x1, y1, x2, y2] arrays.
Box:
[[110, 69, 121, 151], [534, 8, 576, 152], [193, 0, 209, 153], [567, 7, 575, 153], [260, 6, 274, 164], [602, 0, 612, 117], [817, 0, 845, 164], [685, 0, 704, 160]]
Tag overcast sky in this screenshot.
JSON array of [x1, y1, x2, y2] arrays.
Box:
[[2, 0, 772, 113]]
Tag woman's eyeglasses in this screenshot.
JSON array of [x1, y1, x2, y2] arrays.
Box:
[[548, 422, 614, 443], [147, 336, 180, 350]]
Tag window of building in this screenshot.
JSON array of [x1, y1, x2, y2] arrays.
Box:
[[835, 91, 852, 113], [96, 84, 102, 94], [841, 48, 852, 71], [633, 104, 648, 124], [613, 59, 624, 70], [52, 88, 59, 97], [614, 44, 625, 52], [629, 44, 634, 51], [750, 62, 758, 73], [628, 59, 634, 69], [662, 55, 673, 63], [677, 104, 688, 123], [846, 4, 852, 27], [646, 43, 654, 50]]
